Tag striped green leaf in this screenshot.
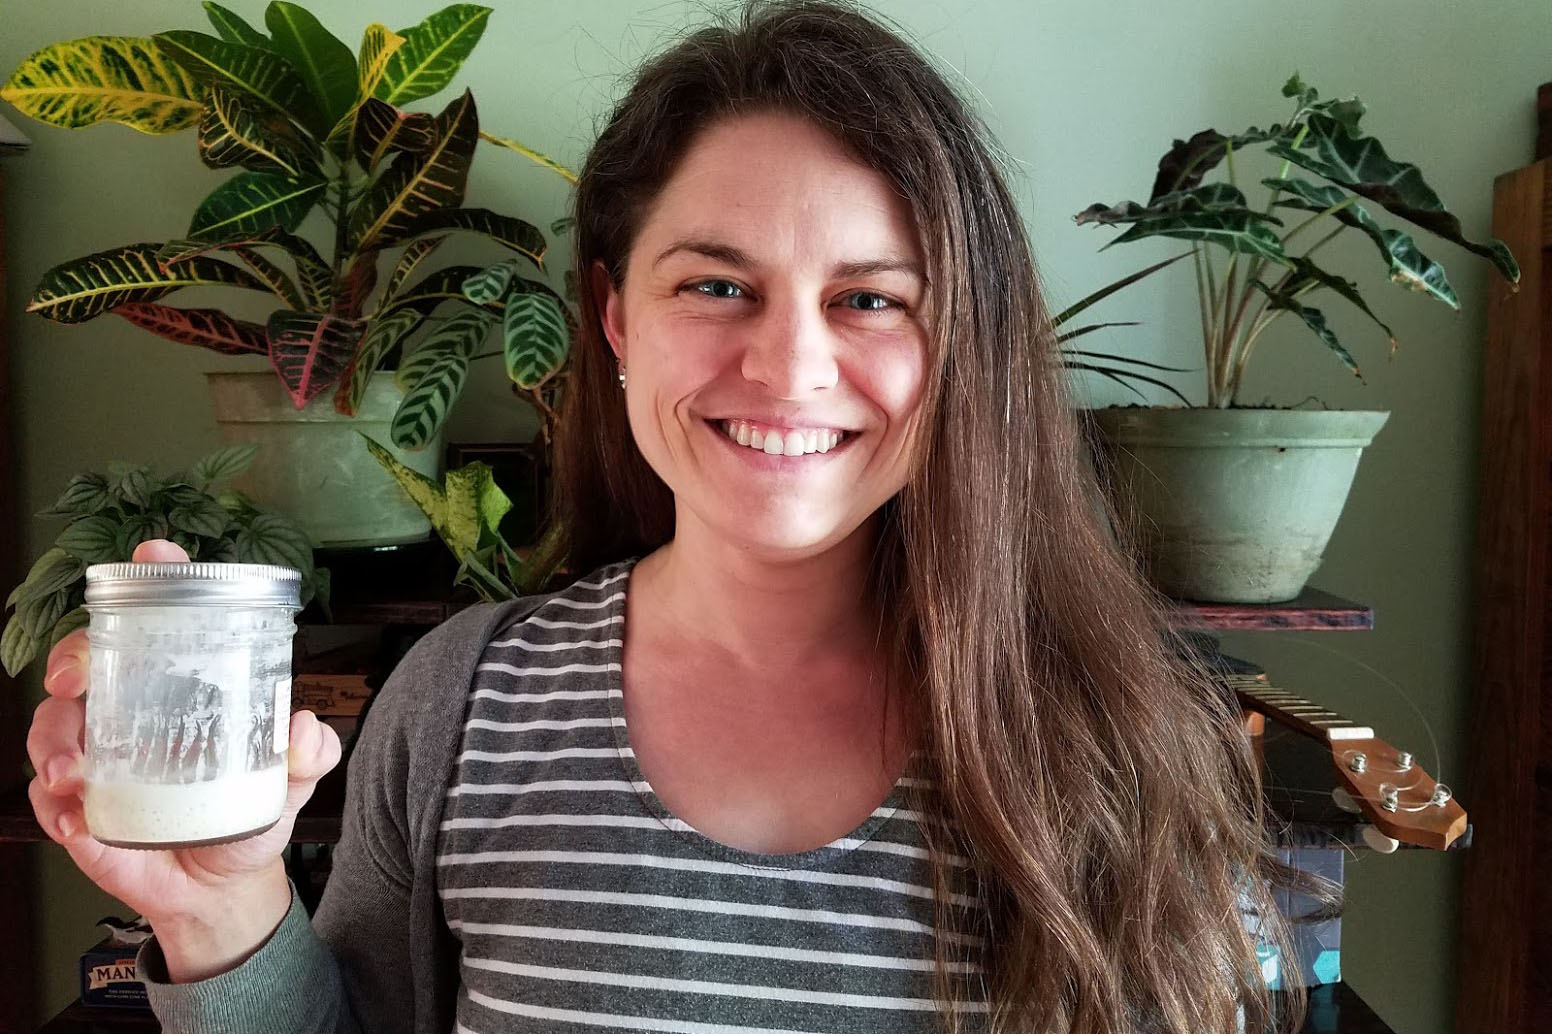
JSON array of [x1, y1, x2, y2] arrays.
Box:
[[400, 207, 545, 269], [189, 170, 327, 241], [111, 302, 268, 355], [29, 243, 264, 323], [323, 23, 406, 156], [198, 83, 313, 176], [265, 2, 358, 133], [391, 309, 492, 449], [203, 3, 271, 49], [6, 549, 84, 610], [153, 30, 311, 120], [336, 307, 425, 416], [349, 90, 477, 251], [1, 36, 205, 134], [374, 5, 492, 107], [503, 291, 569, 388], [461, 259, 517, 304], [354, 97, 437, 170], [266, 309, 364, 407]]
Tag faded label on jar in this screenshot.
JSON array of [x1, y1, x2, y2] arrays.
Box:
[[274, 676, 292, 753]]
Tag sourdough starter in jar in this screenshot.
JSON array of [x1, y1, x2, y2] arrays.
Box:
[[82, 562, 301, 848]]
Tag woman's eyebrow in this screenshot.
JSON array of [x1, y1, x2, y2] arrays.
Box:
[[653, 236, 924, 280]]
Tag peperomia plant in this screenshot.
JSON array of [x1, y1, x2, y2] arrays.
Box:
[[2, 2, 573, 450], [1, 444, 328, 678], [1074, 74, 1521, 408]]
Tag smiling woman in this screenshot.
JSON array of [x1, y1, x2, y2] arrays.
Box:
[[26, 3, 1318, 1034]]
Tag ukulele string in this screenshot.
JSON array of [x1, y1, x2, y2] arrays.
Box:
[[1262, 634, 1445, 789]]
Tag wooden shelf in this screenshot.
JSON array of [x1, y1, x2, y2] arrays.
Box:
[[1169, 587, 1374, 632], [35, 982, 1397, 1033]]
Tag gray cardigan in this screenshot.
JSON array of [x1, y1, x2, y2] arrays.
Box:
[[138, 596, 542, 1034]]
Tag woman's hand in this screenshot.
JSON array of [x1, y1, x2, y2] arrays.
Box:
[[25, 538, 342, 980]]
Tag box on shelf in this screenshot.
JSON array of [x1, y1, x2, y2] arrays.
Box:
[[80, 916, 152, 1009]]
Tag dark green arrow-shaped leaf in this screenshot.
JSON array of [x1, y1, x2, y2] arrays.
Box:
[[1149, 126, 1286, 200], [1252, 279, 1362, 379], [189, 170, 327, 240], [1267, 113, 1519, 283], [1279, 256, 1396, 353], [29, 242, 264, 323], [1076, 185, 1289, 264], [1265, 177, 1458, 308]]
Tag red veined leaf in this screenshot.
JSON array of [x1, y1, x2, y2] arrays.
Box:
[[112, 302, 267, 355], [266, 309, 364, 408]]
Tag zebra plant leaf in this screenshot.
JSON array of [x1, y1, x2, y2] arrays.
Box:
[[264, 2, 358, 133], [1267, 113, 1520, 283], [373, 4, 492, 107], [111, 302, 268, 355], [336, 307, 425, 416], [462, 259, 518, 304], [0, 36, 205, 134], [353, 97, 437, 170], [1252, 280, 1362, 379], [198, 83, 313, 177], [189, 170, 327, 241], [203, 3, 272, 49], [503, 291, 569, 388], [153, 30, 311, 120], [29, 243, 264, 323], [391, 307, 493, 449], [400, 207, 546, 269], [266, 310, 365, 407], [348, 90, 477, 251], [1265, 177, 1459, 308], [323, 23, 407, 156]]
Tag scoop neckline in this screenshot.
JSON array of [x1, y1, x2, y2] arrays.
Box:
[[599, 556, 914, 872]]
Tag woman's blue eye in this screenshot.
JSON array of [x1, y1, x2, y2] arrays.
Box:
[[844, 291, 895, 311], [694, 280, 743, 299]]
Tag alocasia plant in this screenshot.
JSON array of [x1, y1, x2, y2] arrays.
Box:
[[2, 2, 573, 450], [1074, 74, 1521, 407]]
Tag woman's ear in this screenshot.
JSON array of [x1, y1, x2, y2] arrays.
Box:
[[591, 260, 625, 364]]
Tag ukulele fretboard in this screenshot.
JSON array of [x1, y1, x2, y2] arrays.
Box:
[[1220, 673, 1374, 742]]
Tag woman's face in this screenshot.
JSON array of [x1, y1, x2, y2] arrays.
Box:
[[596, 112, 930, 561]]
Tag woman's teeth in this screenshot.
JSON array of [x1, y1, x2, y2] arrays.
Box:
[[719, 419, 845, 456]]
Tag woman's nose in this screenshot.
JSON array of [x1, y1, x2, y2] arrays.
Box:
[[739, 300, 839, 397]]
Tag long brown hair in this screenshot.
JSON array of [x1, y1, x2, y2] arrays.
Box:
[[553, 3, 1327, 1031]]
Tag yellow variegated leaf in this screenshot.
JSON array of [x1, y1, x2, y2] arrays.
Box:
[[323, 23, 406, 156], [1, 36, 205, 134], [478, 131, 577, 185]]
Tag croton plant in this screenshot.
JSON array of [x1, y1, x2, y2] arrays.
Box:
[[2, 2, 574, 450], [1074, 74, 1521, 408]]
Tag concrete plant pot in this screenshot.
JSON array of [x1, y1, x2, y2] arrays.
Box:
[[1086, 406, 1389, 603], [206, 370, 443, 548]]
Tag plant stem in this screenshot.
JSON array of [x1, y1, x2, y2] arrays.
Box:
[[331, 172, 351, 284], [1191, 245, 1214, 390], [1302, 224, 1345, 258], [1213, 256, 1240, 406]]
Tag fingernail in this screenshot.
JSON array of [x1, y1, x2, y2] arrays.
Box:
[[46, 756, 75, 788], [45, 657, 82, 690]]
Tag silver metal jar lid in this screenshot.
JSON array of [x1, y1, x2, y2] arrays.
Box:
[[84, 562, 302, 608]]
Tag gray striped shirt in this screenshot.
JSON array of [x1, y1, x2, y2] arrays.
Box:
[[436, 560, 987, 1033]]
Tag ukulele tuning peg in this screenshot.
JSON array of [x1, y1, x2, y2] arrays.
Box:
[[1360, 825, 1401, 854], [1331, 787, 1362, 814], [1396, 750, 1413, 772]]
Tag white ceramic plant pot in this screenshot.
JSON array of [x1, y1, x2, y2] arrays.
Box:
[[1086, 407, 1389, 603], [206, 370, 443, 548]]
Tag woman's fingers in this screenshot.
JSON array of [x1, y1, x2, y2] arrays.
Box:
[[283, 710, 341, 802], [42, 629, 89, 700], [27, 775, 82, 845], [26, 695, 85, 790], [131, 539, 191, 564]]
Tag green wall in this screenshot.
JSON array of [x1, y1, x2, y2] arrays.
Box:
[[2, 1, 1546, 1029]]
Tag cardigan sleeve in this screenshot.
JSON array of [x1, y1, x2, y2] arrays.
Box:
[[136, 602, 518, 1033]]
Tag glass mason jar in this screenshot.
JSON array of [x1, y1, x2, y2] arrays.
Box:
[[81, 562, 302, 849]]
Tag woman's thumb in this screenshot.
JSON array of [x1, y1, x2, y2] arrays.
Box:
[[131, 538, 191, 564]]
